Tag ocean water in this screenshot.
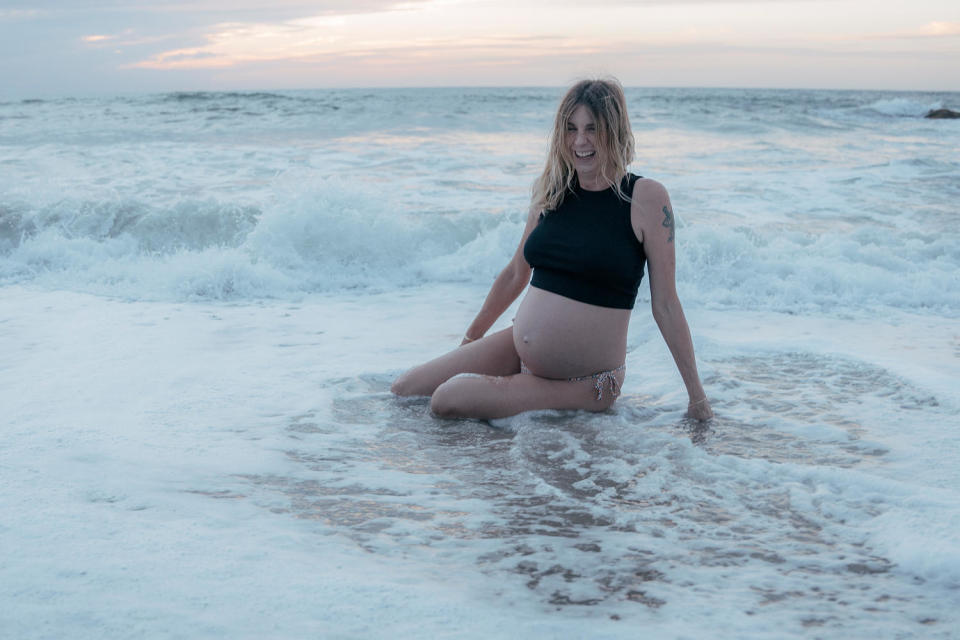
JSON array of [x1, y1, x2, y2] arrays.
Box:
[[1, 87, 958, 638]]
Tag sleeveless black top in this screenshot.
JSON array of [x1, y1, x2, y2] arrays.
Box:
[[523, 173, 645, 310]]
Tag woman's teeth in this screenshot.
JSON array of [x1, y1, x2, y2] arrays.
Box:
[[575, 151, 595, 158]]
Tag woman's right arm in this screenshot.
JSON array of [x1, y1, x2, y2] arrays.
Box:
[[461, 205, 540, 344]]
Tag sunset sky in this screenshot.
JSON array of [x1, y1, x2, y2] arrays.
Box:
[[2, 0, 958, 98]]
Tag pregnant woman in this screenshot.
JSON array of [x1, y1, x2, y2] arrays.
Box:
[[391, 78, 712, 422]]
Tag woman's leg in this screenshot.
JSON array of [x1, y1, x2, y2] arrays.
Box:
[[429, 368, 623, 420], [390, 327, 520, 397]]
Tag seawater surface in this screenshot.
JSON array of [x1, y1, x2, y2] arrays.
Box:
[[1, 88, 958, 639]]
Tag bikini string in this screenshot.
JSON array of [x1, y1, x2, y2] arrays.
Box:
[[521, 361, 624, 401], [572, 365, 625, 401]]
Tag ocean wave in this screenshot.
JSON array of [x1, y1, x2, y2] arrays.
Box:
[[0, 198, 259, 254], [0, 174, 507, 300], [152, 91, 343, 114], [861, 97, 944, 118], [676, 225, 959, 316], [2, 175, 957, 317], [161, 91, 297, 102]]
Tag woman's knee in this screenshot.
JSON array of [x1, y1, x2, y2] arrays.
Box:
[[429, 377, 479, 418], [391, 368, 427, 397], [429, 380, 458, 418]]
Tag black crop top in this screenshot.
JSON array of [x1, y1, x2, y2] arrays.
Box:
[[523, 173, 645, 309]]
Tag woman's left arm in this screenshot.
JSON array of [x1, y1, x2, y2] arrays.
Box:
[[630, 179, 713, 421]]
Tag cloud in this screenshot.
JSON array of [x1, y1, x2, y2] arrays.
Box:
[[3, 0, 431, 21], [512, 0, 834, 5], [901, 21, 960, 37], [857, 21, 960, 40], [126, 3, 957, 74], [127, 0, 741, 72], [68, 1, 446, 69], [12, 0, 438, 54], [0, 9, 47, 20], [126, 28, 747, 73], [128, 20, 337, 69], [11, 0, 960, 96], [132, 26, 629, 71]]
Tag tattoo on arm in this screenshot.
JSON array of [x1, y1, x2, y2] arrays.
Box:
[[661, 205, 675, 243]]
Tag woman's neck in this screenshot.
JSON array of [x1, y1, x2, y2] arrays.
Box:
[[576, 170, 610, 192]]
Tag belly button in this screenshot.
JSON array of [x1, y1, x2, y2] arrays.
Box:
[[522, 335, 529, 344]]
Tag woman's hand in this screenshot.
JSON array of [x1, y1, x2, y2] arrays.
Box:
[[686, 397, 713, 421]]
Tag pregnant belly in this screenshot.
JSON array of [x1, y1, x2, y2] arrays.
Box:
[[512, 286, 630, 379]]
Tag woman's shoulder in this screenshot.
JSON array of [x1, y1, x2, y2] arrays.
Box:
[[630, 176, 670, 211]]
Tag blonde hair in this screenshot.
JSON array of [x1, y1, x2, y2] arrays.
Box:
[[531, 78, 635, 213]]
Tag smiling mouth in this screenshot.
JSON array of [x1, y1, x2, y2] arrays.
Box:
[[575, 151, 596, 158]]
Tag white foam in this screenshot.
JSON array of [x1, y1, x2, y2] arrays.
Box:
[[3, 285, 960, 638], [867, 500, 960, 588]]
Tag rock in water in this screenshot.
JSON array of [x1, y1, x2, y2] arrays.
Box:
[[925, 108, 960, 119]]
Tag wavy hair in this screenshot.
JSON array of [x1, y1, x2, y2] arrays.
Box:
[[531, 78, 635, 213]]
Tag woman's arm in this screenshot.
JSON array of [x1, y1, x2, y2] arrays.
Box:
[[461, 206, 539, 344], [631, 179, 713, 420]]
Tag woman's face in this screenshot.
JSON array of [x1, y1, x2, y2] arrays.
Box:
[[566, 104, 600, 177]]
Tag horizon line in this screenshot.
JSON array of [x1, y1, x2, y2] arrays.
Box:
[[6, 83, 960, 103]]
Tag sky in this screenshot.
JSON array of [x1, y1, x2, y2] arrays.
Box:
[[1, 0, 958, 98]]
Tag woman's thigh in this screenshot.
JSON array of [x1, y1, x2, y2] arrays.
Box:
[[430, 369, 622, 420], [391, 327, 520, 397]]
